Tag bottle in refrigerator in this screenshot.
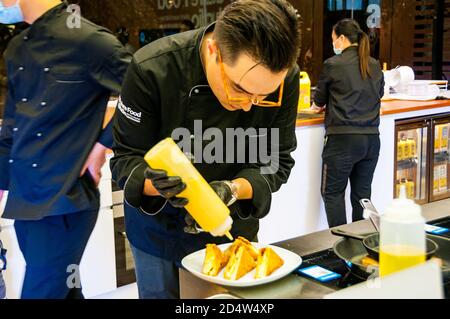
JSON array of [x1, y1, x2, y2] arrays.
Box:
[[439, 163, 447, 193], [396, 178, 407, 198], [433, 165, 441, 194], [403, 138, 411, 160], [406, 179, 415, 199], [441, 125, 449, 152], [395, 180, 401, 198], [395, 178, 406, 198], [408, 138, 416, 158], [397, 138, 405, 161], [435, 126, 442, 153]]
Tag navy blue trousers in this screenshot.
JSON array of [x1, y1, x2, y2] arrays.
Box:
[[14, 210, 98, 299], [0, 271, 5, 299], [130, 243, 180, 299]]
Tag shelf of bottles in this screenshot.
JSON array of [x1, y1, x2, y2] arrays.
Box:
[[395, 126, 427, 202], [432, 123, 450, 199]]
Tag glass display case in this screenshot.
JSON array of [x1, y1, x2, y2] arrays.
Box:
[[395, 114, 450, 204], [395, 119, 429, 204], [430, 117, 450, 201]]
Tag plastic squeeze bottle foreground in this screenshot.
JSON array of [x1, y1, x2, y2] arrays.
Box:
[[379, 185, 426, 277]]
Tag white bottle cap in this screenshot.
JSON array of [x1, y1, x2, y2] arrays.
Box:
[[384, 185, 423, 223], [209, 216, 233, 238]]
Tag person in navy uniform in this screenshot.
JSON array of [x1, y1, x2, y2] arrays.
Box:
[[0, 0, 131, 298], [111, 0, 301, 298]]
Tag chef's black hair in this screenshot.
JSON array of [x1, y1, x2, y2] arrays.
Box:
[[214, 0, 301, 72]]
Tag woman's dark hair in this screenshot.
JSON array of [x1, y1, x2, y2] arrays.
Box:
[[333, 19, 371, 79], [214, 0, 301, 72]]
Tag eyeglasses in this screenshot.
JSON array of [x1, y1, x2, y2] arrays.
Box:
[[217, 49, 284, 107]]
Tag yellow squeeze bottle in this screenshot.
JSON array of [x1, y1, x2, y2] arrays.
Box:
[[298, 72, 311, 111], [379, 186, 426, 277], [144, 138, 233, 240]]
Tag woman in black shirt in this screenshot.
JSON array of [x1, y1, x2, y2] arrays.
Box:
[[313, 19, 384, 227]]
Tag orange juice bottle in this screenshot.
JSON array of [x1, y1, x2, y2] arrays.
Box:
[[395, 180, 401, 198], [435, 126, 442, 152], [441, 125, 449, 152], [439, 163, 447, 193], [409, 138, 416, 157], [406, 179, 415, 199], [397, 138, 405, 161], [403, 138, 411, 160], [434, 165, 440, 194], [144, 138, 233, 240]]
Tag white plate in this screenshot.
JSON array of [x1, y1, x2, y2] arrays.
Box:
[[181, 242, 302, 287]]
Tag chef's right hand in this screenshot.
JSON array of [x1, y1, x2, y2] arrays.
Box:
[[144, 167, 189, 208]]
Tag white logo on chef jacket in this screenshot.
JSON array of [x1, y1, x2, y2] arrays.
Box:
[[118, 97, 142, 123]]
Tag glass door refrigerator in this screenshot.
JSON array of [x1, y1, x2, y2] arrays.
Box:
[[430, 116, 450, 202], [394, 118, 429, 204]]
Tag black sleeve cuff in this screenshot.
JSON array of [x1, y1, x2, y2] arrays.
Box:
[[123, 163, 166, 214], [234, 168, 272, 219], [98, 120, 114, 149]]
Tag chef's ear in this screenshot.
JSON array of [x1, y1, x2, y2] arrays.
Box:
[[206, 38, 218, 56]]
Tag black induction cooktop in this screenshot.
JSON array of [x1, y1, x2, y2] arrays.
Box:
[[295, 216, 450, 298]]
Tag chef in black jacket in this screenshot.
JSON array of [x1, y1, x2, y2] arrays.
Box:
[[111, 0, 301, 299], [312, 19, 384, 228], [0, 0, 131, 298]]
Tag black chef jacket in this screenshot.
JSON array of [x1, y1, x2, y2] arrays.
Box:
[[0, 3, 132, 220], [314, 46, 384, 135], [111, 24, 299, 262]]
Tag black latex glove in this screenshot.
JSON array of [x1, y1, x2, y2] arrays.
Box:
[[144, 166, 188, 208], [183, 180, 235, 234], [209, 181, 234, 206]]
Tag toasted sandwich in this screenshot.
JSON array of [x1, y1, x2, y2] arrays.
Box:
[[223, 246, 257, 280], [254, 247, 284, 279], [236, 236, 260, 261], [223, 237, 259, 265], [202, 244, 226, 276]]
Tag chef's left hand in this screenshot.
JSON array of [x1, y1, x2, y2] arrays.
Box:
[[210, 181, 234, 206], [80, 142, 108, 187]]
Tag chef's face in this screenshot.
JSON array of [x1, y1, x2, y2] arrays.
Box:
[[204, 38, 287, 112]]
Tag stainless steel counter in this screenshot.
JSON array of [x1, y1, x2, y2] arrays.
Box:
[[179, 207, 450, 299]]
